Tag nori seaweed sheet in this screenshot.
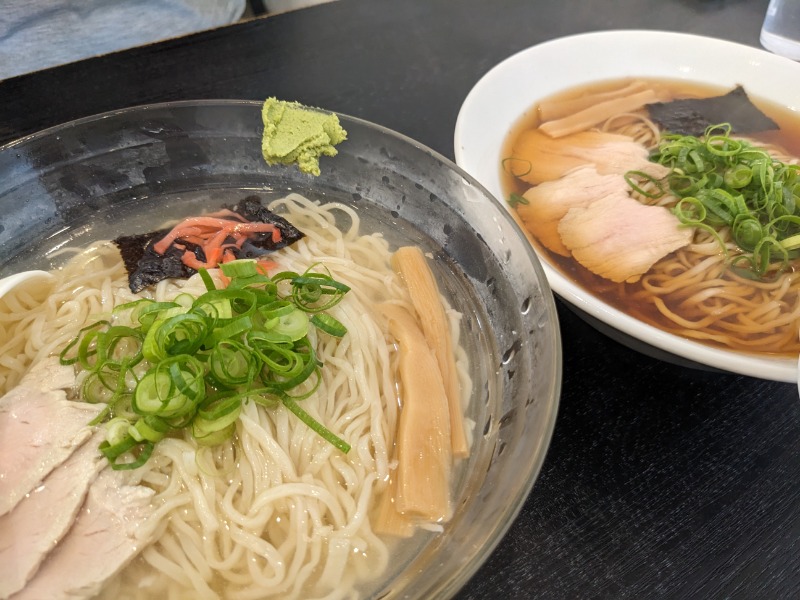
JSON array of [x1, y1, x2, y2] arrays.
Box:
[[646, 86, 779, 137], [113, 195, 305, 293], [114, 228, 194, 293]]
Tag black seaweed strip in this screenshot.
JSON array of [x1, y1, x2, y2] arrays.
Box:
[[112, 196, 306, 293], [647, 86, 779, 137]]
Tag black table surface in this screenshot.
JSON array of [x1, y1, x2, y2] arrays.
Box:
[[2, 0, 797, 598]]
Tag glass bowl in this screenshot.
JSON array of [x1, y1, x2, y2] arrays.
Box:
[[455, 30, 800, 382], [0, 100, 561, 599]]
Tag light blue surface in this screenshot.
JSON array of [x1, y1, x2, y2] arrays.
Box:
[[0, 0, 245, 80]]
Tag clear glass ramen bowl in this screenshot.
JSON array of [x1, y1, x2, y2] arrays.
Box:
[[0, 100, 561, 599]]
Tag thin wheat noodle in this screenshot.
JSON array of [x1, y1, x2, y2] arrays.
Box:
[[0, 193, 471, 599], [508, 79, 800, 354]]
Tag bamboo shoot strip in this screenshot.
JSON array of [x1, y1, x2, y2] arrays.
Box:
[[539, 89, 660, 139], [379, 303, 452, 521], [373, 470, 415, 538], [537, 80, 649, 121], [390, 246, 468, 458]]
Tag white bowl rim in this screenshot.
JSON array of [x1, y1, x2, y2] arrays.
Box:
[[454, 29, 800, 383]]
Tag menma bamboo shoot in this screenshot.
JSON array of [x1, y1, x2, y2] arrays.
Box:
[[390, 246, 468, 458], [373, 471, 415, 538], [379, 303, 452, 522]]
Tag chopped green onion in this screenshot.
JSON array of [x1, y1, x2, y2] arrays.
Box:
[[198, 267, 217, 291], [99, 437, 154, 470], [624, 170, 666, 199], [64, 259, 353, 469], [271, 309, 309, 341], [105, 417, 132, 446], [310, 313, 347, 337], [281, 395, 351, 453], [501, 156, 532, 177], [132, 415, 170, 443], [142, 313, 209, 361], [638, 122, 800, 277], [207, 340, 257, 387], [220, 258, 260, 278], [59, 320, 109, 366], [192, 421, 236, 446], [287, 265, 351, 312], [508, 192, 529, 208]]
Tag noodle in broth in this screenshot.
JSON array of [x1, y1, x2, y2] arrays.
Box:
[[0, 193, 471, 599], [503, 78, 800, 356]]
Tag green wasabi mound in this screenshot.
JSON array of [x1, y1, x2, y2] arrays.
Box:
[[261, 97, 347, 176]]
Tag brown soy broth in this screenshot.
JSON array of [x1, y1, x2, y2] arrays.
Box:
[[500, 77, 800, 356]]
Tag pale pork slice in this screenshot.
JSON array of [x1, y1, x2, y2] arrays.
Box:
[[557, 191, 694, 283], [0, 368, 103, 515], [0, 432, 106, 598], [510, 128, 670, 185], [19, 355, 76, 392], [516, 166, 630, 256], [12, 469, 158, 600]]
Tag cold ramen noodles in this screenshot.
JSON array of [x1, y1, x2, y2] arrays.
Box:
[[0, 193, 474, 600], [501, 77, 800, 356]]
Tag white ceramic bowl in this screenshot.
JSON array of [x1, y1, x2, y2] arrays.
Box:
[[454, 30, 800, 382]]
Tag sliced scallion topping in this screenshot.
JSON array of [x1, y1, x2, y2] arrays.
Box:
[[310, 313, 348, 337], [501, 157, 532, 177], [63, 259, 352, 469], [631, 122, 800, 277], [508, 192, 529, 208]]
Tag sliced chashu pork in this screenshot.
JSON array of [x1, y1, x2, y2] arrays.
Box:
[[11, 468, 158, 600], [0, 357, 102, 516], [510, 128, 669, 185], [0, 431, 107, 598], [558, 190, 694, 283], [516, 166, 631, 256]]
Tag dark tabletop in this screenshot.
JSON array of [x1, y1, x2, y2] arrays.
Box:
[[2, 0, 797, 598]]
